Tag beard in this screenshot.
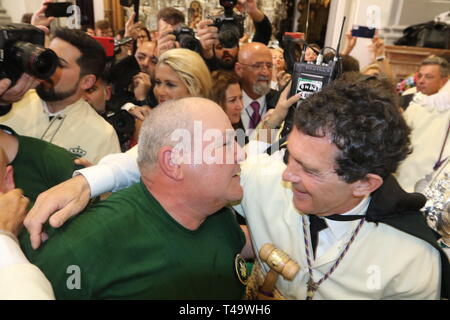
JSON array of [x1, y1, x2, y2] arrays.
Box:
[[36, 79, 80, 102], [217, 53, 237, 71], [252, 79, 271, 96]]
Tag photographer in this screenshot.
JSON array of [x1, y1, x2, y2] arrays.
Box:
[[198, 0, 273, 72], [0, 28, 121, 164]]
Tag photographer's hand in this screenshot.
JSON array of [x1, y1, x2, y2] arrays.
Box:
[[31, 0, 55, 34], [156, 20, 177, 57], [269, 82, 301, 128], [197, 19, 218, 60], [341, 31, 357, 56], [128, 106, 151, 121], [237, 0, 264, 22], [0, 74, 40, 106], [124, 12, 141, 39], [133, 72, 152, 101], [277, 71, 292, 89]]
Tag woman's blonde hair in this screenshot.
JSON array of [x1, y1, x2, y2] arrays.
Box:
[[157, 48, 212, 98]]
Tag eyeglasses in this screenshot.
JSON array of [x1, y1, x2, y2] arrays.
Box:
[[239, 62, 273, 71]]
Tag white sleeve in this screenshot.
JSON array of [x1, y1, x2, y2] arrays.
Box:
[[121, 102, 138, 111], [0, 234, 29, 268], [74, 145, 141, 197]]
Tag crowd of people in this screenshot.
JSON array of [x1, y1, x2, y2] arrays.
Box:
[[0, 0, 449, 300]]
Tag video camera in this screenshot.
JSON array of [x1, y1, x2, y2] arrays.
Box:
[[212, 0, 244, 48], [270, 18, 347, 152], [173, 24, 202, 54], [0, 24, 58, 86]]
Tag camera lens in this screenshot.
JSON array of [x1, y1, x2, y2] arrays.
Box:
[[218, 29, 239, 49], [178, 35, 202, 53], [11, 41, 58, 79]]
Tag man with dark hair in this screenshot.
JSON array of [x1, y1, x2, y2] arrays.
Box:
[[238, 76, 447, 299], [0, 28, 120, 164]]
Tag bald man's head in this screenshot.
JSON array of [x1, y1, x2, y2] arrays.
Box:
[[235, 43, 273, 99], [137, 97, 232, 170]]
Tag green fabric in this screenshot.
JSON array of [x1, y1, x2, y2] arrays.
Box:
[[12, 134, 81, 202], [21, 181, 246, 300]]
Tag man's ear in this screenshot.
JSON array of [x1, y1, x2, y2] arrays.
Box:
[[158, 147, 183, 181], [104, 85, 112, 101], [352, 173, 383, 197], [80, 75, 97, 91], [234, 62, 243, 77], [4, 165, 15, 192]]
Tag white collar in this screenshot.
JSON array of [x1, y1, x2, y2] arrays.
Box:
[[42, 100, 66, 117], [324, 196, 371, 240], [242, 90, 266, 112]]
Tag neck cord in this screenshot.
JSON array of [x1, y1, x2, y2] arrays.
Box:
[[302, 215, 366, 300]]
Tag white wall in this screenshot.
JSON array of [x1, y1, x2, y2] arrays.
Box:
[[324, 0, 396, 69], [347, 0, 394, 68], [2, 0, 41, 23], [93, 0, 104, 22], [2, 0, 103, 26]]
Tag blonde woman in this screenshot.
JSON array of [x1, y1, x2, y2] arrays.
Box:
[[154, 48, 212, 103]]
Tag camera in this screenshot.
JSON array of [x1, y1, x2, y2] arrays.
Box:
[[212, 0, 244, 48], [103, 109, 135, 150], [173, 25, 202, 54], [0, 24, 58, 86]]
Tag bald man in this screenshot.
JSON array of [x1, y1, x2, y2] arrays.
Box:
[[234, 43, 280, 132], [21, 98, 252, 299]]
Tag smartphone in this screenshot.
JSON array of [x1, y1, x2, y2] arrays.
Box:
[[120, 0, 140, 22], [351, 25, 376, 38], [45, 2, 74, 18]]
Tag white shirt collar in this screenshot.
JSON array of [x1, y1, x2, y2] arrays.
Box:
[[325, 196, 371, 240], [242, 90, 266, 113]]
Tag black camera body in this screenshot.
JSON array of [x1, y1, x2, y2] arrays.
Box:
[[212, 0, 244, 48], [0, 23, 58, 86], [173, 25, 202, 54]]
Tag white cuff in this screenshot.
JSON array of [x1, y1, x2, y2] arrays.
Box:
[[74, 165, 116, 198], [121, 102, 137, 112]]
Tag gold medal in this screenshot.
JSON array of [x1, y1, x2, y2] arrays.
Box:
[[234, 254, 249, 285]]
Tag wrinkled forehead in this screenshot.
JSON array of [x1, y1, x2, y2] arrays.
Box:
[[419, 64, 442, 76]]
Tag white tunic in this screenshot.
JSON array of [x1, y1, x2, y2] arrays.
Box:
[[0, 90, 121, 164]]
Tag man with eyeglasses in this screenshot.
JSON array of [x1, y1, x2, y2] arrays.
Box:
[[234, 42, 279, 133]]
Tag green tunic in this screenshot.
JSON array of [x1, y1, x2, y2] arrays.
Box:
[[21, 181, 246, 300], [11, 134, 80, 202]]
